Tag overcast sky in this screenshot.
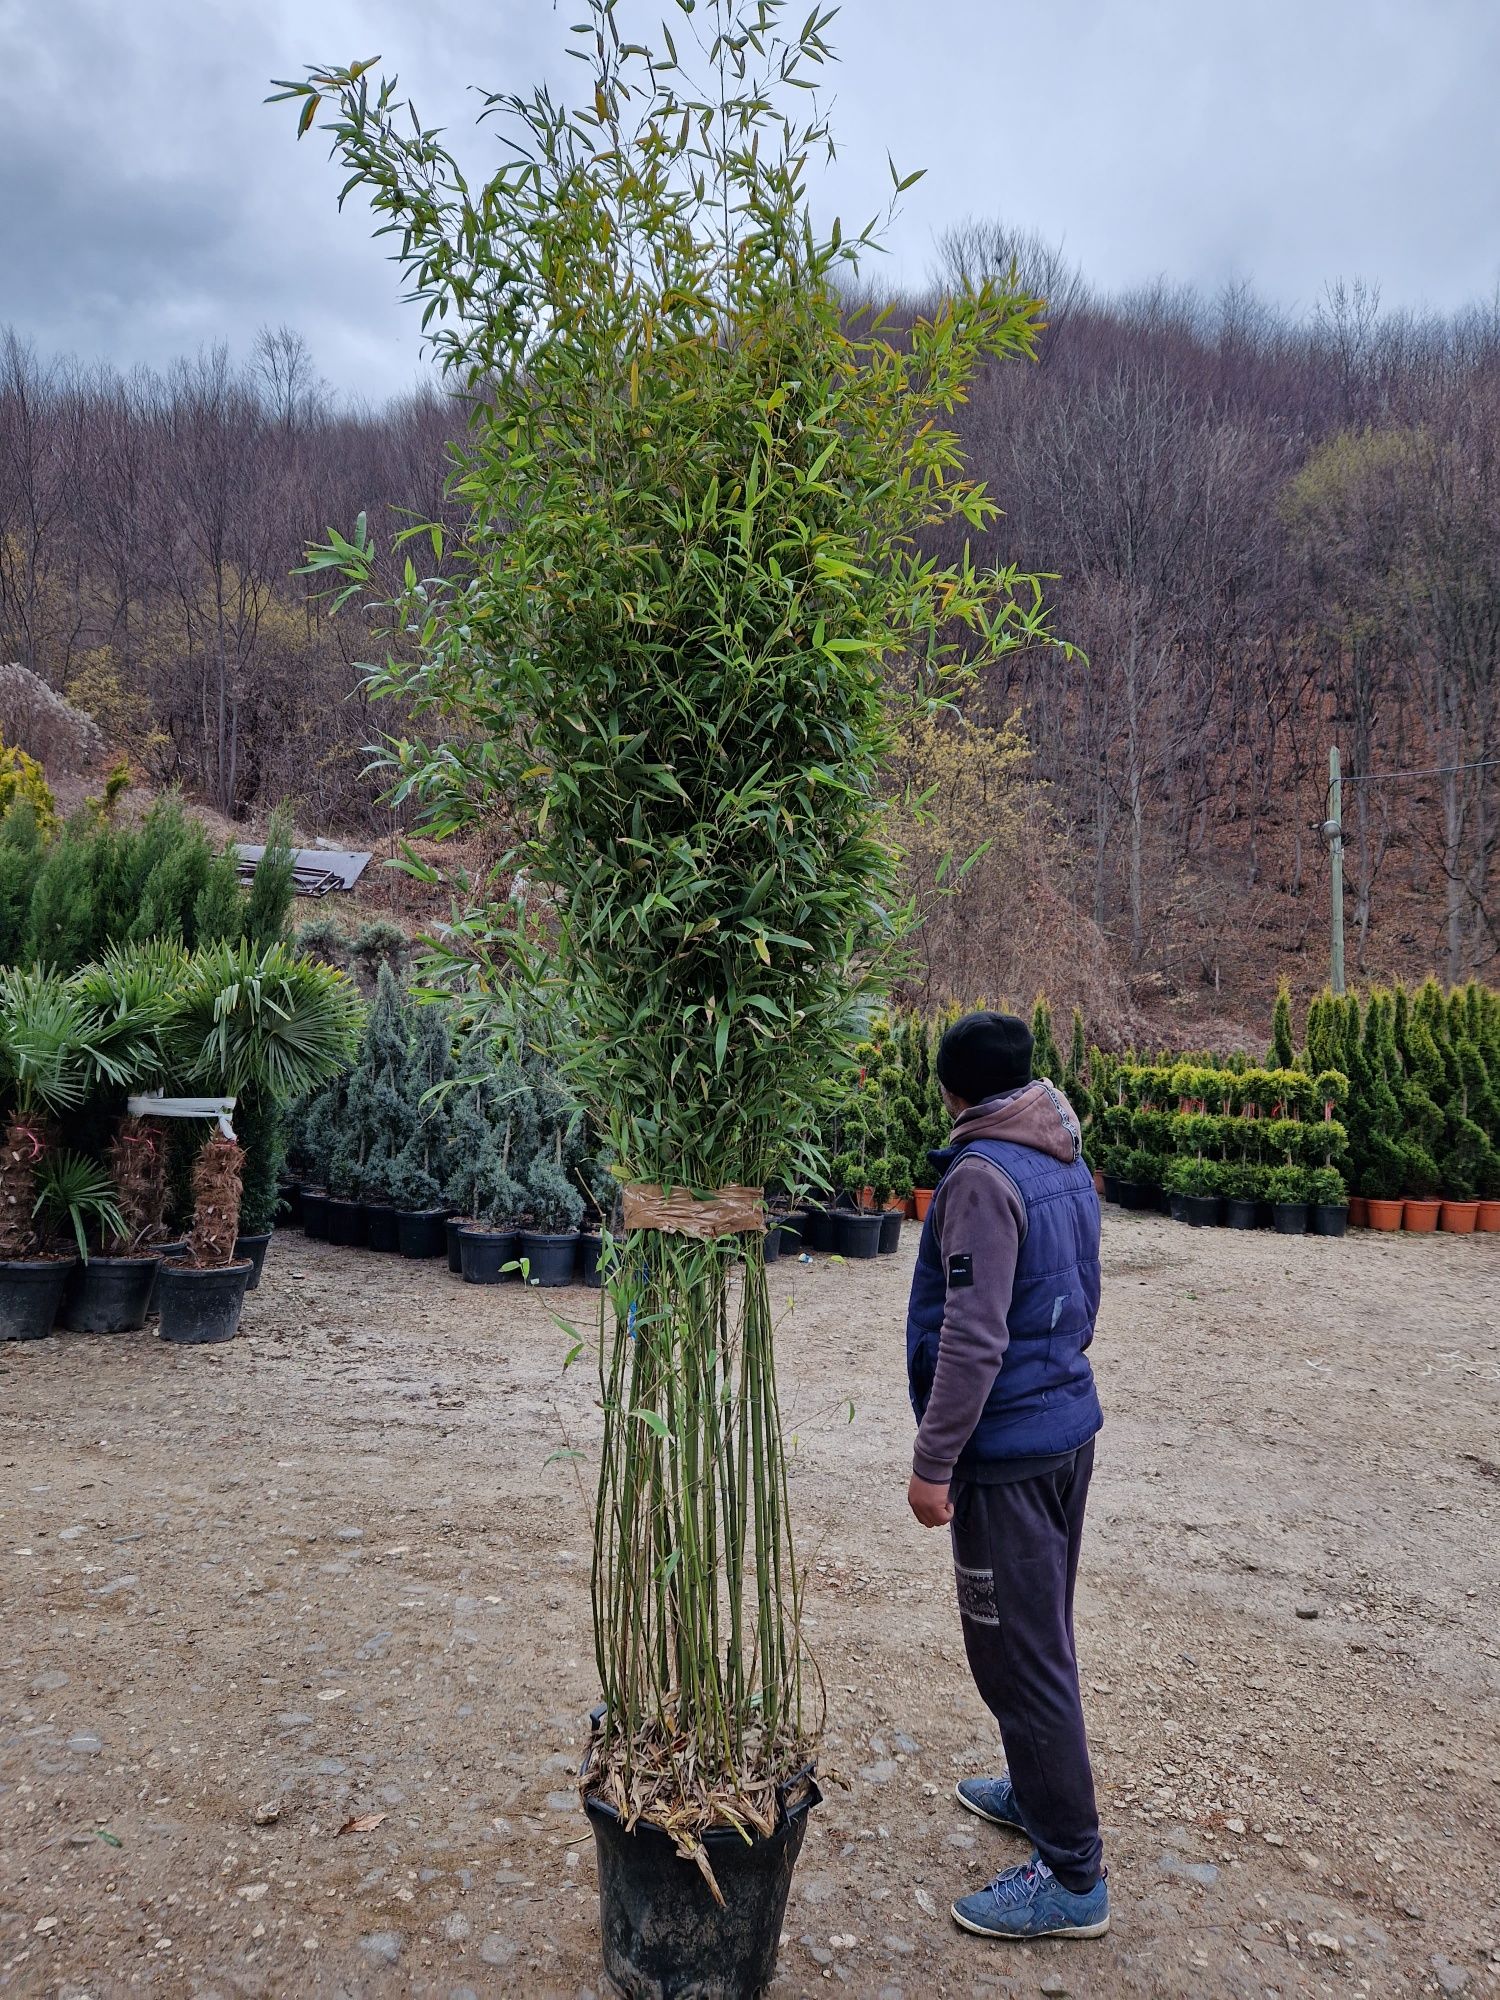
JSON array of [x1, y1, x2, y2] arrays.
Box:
[[3, 0, 1497, 405]]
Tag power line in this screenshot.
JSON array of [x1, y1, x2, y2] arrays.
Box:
[[1340, 755, 1500, 789]]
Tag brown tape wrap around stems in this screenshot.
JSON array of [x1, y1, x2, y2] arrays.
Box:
[[621, 1182, 766, 1240]]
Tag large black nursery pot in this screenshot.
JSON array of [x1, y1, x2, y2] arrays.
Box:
[[446, 1216, 466, 1273], [518, 1229, 578, 1287], [300, 1188, 329, 1240], [578, 1231, 604, 1287], [584, 1771, 821, 2000], [1310, 1203, 1347, 1238], [877, 1208, 903, 1255], [777, 1209, 810, 1254], [833, 1209, 883, 1260], [396, 1208, 448, 1259], [58, 1255, 158, 1333], [0, 1258, 73, 1341], [803, 1201, 836, 1253], [364, 1202, 400, 1253], [1224, 1197, 1262, 1231], [234, 1232, 272, 1289], [156, 1260, 253, 1345], [1272, 1202, 1309, 1236], [1169, 1193, 1221, 1228], [145, 1240, 188, 1316], [1100, 1173, 1125, 1206], [323, 1197, 367, 1249], [458, 1226, 519, 1285], [761, 1223, 783, 1265]]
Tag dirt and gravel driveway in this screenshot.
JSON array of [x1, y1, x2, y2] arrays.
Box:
[[2, 1213, 1497, 2000]]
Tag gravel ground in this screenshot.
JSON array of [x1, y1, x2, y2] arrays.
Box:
[[1, 1213, 1497, 2000]]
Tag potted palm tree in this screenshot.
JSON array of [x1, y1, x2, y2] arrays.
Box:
[[156, 942, 361, 1342], [0, 966, 130, 1340], [281, 4, 1051, 1986]]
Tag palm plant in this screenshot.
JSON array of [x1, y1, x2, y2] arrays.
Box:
[[0, 966, 129, 1258], [280, 0, 1052, 1872], [165, 940, 362, 1263]]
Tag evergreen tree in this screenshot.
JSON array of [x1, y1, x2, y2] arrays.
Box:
[[1358, 992, 1407, 1200], [387, 999, 456, 1211], [193, 847, 247, 946], [25, 819, 98, 968], [1030, 993, 1060, 1081], [244, 805, 297, 948], [336, 963, 411, 1200], [1268, 979, 1295, 1069], [0, 802, 46, 963]]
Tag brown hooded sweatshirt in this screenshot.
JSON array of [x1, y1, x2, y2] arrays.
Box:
[[911, 1079, 1085, 1486]]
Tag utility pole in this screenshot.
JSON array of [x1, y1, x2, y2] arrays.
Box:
[[1326, 746, 1346, 996]]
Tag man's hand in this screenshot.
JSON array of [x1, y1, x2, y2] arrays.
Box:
[[907, 1473, 954, 1528]]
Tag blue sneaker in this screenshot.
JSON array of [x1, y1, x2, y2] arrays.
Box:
[[952, 1854, 1110, 1940], [955, 1774, 1026, 1833]]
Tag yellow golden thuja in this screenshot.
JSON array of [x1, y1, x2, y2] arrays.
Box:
[[0, 740, 58, 838]]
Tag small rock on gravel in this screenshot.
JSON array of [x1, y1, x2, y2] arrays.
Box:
[[66, 1733, 102, 1753], [252, 1802, 279, 1826], [443, 1913, 470, 1942], [1156, 1850, 1218, 1887], [859, 1760, 899, 1785], [360, 1931, 402, 1965], [1295, 1604, 1319, 1619], [1432, 1959, 1472, 1996], [479, 1934, 518, 1967], [1040, 1975, 1070, 1997]]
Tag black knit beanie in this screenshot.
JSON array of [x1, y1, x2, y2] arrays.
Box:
[[935, 1010, 1034, 1105]]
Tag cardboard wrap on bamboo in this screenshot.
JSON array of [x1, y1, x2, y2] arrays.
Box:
[[621, 1182, 766, 1239]]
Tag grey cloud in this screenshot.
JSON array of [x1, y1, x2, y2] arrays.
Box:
[[2, 0, 1497, 402]]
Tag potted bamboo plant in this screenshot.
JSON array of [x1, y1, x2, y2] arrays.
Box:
[[282, 5, 1051, 1986]]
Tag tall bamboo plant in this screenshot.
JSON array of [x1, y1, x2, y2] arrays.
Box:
[[280, 1, 1053, 1850]]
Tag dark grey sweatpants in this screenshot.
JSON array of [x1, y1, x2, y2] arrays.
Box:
[[949, 1439, 1103, 1892]]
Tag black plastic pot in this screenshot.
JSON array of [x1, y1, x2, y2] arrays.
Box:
[[518, 1230, 578, 1287], [833, 1210, 883, 1260], [235, 1232, 272, 1289], [1101, 1173, 1126, 1206], [1168, 1193, 1221, 1227], [58, 1255, 158, 1333], [1311, 1203, 1348, 1238], [585, 1773, 820, 2000], [323, 1197, 367, 1249], [579, 1231, 604, 1288], [278, 1182, 302, 1228], [145, 1240, 188, 1316], [446, 1216, 466, 1273], [458, 1226, 519, 1284], [778, 1209, 810, 1254], [761, 1224, 783, 1265], [877, 1208, 903, 1255], [1224, 1197, 1262, 1231], [364, 1203, 399, 1253], [803, 1203, 836, 1253], [1272, 1201, 1309, 1236], [300, 1189, 329, 1241], [396, 1208, 448, 1259], [0, 1258, 73, 1341], [1116, 1179, 1154, 1211], [156, 1260, 253, 1344]]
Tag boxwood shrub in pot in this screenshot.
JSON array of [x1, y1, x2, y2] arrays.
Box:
[[283, 6, 1051, 1984], [1163, 1155, 1221, 1228], [1220, 1160, 1265, 1231], [1306, 1166, 1348, 1238], [519, 1154, 585, 1288], [1265, 1164, 1310, 1236]]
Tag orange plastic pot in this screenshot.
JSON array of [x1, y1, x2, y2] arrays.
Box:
[[1439, 1201, 1479, 1234], [903, 1196, 918, 1220], [1365, 1198, 1404, 1232], [913, 1188, 934, 1223], [1092, 1170, 1105, 1196], [1347, 1196, 1369, 1229], [1402, 1199, 1441, 1234], [1477, 1201, 1500, 1233]]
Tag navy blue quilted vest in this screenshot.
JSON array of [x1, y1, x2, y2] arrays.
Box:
[[906, 1135, 1103, 1469]]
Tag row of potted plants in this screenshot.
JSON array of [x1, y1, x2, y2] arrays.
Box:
[[0, 940, 360, 1345]]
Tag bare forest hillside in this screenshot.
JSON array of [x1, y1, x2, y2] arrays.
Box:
[[3, 250, 1497, 1040]]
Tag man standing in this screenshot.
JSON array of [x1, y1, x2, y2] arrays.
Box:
[[905, 1009, 1108, 1941]]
